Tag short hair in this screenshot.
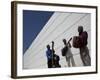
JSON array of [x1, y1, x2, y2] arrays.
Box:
[[78, 26, 83, 32], [63, 39, 67, 43], [46, 44, 50, 49], [63, 39, 66, 42]]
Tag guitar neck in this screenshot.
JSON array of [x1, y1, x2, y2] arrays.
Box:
[[68, 38, 72, 43]]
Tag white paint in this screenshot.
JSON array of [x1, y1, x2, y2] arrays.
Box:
[[0, 0, 100, 80], [17, 3, 96, 76]]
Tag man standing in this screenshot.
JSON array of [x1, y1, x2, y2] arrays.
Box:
[[62, 38, 75, 67], [46, 42, 61, 68], [46, 45, 52, 68], [76, 26, 91, 66]]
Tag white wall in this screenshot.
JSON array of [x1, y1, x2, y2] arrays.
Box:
[[23, 12, 91, 69], [0, 0, 100, 80]]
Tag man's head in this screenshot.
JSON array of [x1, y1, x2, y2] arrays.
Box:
[[63, 39, 67, 45], [46, 44, 50, 49], [78, 26, 83, 33]]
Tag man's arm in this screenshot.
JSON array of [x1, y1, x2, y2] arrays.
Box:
[[67, 38, 72, 48]]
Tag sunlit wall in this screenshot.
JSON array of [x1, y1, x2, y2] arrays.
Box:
[[23, 12, 91, 69]]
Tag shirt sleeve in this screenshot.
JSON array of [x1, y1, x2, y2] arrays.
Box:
[[46, 50, 51, 60]]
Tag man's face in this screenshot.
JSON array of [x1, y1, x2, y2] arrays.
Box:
[[47, 45, 50, 49], [63, 39, 66, 45], [78, 26, 83, 33]]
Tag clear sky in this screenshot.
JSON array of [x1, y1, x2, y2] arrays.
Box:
[[23, 10, 54, 54]]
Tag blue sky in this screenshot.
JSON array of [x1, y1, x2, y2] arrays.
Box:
[[23, 10, 54, 54]]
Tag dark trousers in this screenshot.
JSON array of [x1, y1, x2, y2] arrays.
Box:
[[47, 59, 52, 68]]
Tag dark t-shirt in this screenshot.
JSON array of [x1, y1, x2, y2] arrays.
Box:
[[79, 31, 88, 47]]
